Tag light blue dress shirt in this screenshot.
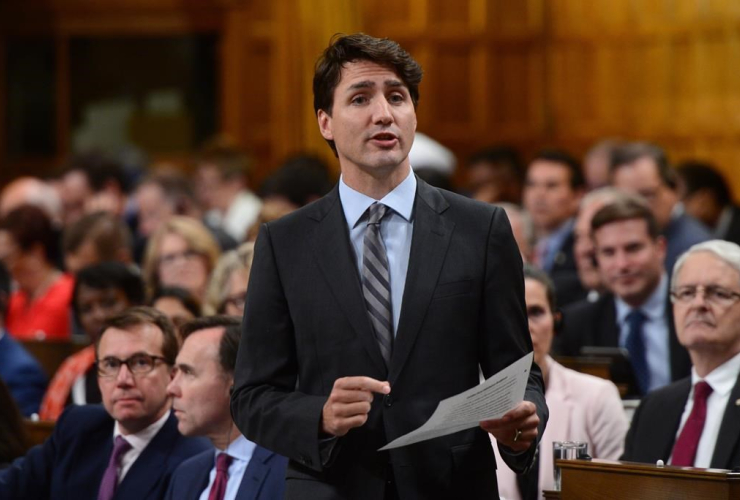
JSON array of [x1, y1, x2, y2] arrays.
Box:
[[198, 435, 256, 500], [338, 170, 416, 336], [615, 273, 671, 392]]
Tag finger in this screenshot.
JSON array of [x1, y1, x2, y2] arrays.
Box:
[[334, 376, 391, 394], [328, 388, 375, 404], [481, 402, 537, 429], [329, 401, 373, 418]]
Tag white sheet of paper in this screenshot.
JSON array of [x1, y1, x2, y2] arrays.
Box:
[[379, 351, 533, 451]]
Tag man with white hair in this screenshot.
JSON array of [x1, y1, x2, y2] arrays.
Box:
[[622, 240, 740, 469]]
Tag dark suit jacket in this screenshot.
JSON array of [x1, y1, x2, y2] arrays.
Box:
[[0, 405, 209, 500], [622, 372, 740, 469], [664, 212, 711, 274], [0, 331, 48, 417], [548, 231, 588, 308], [554, 292, 691, 393], [719, 205, 740, 246], [165, 445, 288, 500], [231, 179, 548, 500]]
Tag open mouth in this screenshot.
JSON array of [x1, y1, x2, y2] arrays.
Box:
[[370, 132, 398, 147]]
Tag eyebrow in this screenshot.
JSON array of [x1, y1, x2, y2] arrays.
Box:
[[346, 79, 406, 92], [175, 362, 194, 372]]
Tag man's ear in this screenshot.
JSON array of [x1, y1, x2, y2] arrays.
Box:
[[317, 110, 333, 141]]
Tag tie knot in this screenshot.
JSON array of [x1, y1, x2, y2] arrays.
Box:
[[626, 309, 646, 327], [111, 436, 132, 462], [694, 380, 713, 402], [215, 453, 232, 473], [366, 203, 388, 225]]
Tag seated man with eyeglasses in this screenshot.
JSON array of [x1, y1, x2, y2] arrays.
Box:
[[0, 306, 209, 500], [623, 240, 740, 469]]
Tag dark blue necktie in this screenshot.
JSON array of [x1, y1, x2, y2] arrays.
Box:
[[626, 309, 649, 394]]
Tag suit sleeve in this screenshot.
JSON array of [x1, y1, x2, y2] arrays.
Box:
[[479, 207, 548, 473], [230, 224, 327, 472]]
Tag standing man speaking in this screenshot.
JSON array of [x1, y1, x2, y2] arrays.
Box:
[[231, 33, 547, 499]]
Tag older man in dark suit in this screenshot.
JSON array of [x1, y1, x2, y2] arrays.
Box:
[[231, 33, 548, 500], [0, 307, 208, 500], [623, 240, 740, 469]]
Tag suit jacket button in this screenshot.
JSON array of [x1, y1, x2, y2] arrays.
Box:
[[384, 394, 393, 407]]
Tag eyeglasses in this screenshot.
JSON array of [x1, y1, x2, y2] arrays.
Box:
[[220, 291, 247, 313], [670, 285, 740, 306], [96, 353, 169, 378], [159, 249, 202, 267]]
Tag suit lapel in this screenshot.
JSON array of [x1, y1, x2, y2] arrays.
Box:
[[389, 180, 453, 384], [600, 295, 620, 347], [657, 379, 692, 461], [236, 446, 274, 500], [309, 187, 387, 374], [711, 373, 740, 469]]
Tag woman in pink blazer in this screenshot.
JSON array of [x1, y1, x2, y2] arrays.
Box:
[[494, 265, 628, 500]]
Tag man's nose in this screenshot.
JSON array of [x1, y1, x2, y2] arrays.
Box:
[[372, 97, 393, 124], [116, 363, 135, 386]]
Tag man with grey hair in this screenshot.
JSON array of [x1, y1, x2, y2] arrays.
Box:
[[623, 240, 740, 469]]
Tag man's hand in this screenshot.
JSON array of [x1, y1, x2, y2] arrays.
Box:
[[321, 377, 390, 437], [480, 401, 539, 452]]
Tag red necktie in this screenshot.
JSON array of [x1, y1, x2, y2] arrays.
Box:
[[671, 381, 713, 466], [208, 453, 233, 500]]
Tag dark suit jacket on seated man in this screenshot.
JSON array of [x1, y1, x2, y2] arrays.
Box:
[[0, 307, 209, 500], [623, 240, 740, 469], [230, 33, 548, 500], [165, 316, 287, 500], [555, 195, 691, 395]]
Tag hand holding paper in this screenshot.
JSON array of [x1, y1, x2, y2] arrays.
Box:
[[380, 352, 534, 451]]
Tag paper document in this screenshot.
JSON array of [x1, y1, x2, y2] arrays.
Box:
[[379, 352, 533, 451]]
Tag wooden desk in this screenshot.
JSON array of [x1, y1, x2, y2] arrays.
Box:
[[23, 419, 55, 448]]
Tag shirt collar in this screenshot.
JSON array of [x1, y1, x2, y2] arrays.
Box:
[[339, 169, 417, 228], [217, 434, 255, 463], [113, 409, 170, 453], [615, 272, 669, 323], [691, 350, 740, 398]]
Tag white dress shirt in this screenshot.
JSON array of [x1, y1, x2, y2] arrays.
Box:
[[113, 409, 170, 483], [615, 273, 671, 392], [339, 170, 416, 335], [670, 351, 740, 468], [199, 434, 257, 500]]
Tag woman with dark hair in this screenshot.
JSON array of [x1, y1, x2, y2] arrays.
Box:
[[38, 262, 145, 420], [0, 378, 30, 467], [494, 264, 629, 500], [151, 286, 201, 339], [0, 204, 74, 340]]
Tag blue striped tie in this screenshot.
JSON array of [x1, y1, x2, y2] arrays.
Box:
[[362, 203, 393, 368]]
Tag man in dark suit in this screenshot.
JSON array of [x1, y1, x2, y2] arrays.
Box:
[[676, 160, 740, 247], [165, 316, 286, 500], [231, 33, 548, 500], [523, 150, 586, 307], [0, 307, 209, 499], [623, 240, 740, 469], [610, 142, 710, 274], [0, 260, 47, 416], [555, 196, 691, 396]]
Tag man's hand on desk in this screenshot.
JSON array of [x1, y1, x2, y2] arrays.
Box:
[[480, 401, 539, 452], [321, 376, 391, 437]]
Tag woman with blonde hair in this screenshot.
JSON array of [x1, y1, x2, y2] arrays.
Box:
[[204, 242, 254, 316], [142, 216, 220, 302]]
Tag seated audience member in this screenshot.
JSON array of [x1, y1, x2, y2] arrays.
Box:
[[582, 139, 622, 191], [0, 262, 47, 416], [465, 146, 524, 204], [0, 379, 30, 467], [62, 212, 133, 274], [494, 265, 628, 500], [523, 149, 586, 306], [610, 142, 710, 273], [494, 203, 534, 263], [143, 216, 221, 302], [259, 154, 334, 211], [205, 243, 254, 316], [623, 240, 740, 468], [555, 196, 691, 396], [572, 187, 624, 303], [134, 171, 236, 260], [0, 307, 209, 499], [676, 160, 740, 246], [165, 316, 287, 500], [194, 138, 263, 243], [39, 262, 146, 420], [0, 177, 63, 224], [0, 205, 74, 340], [152, 287, 201, 337]]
